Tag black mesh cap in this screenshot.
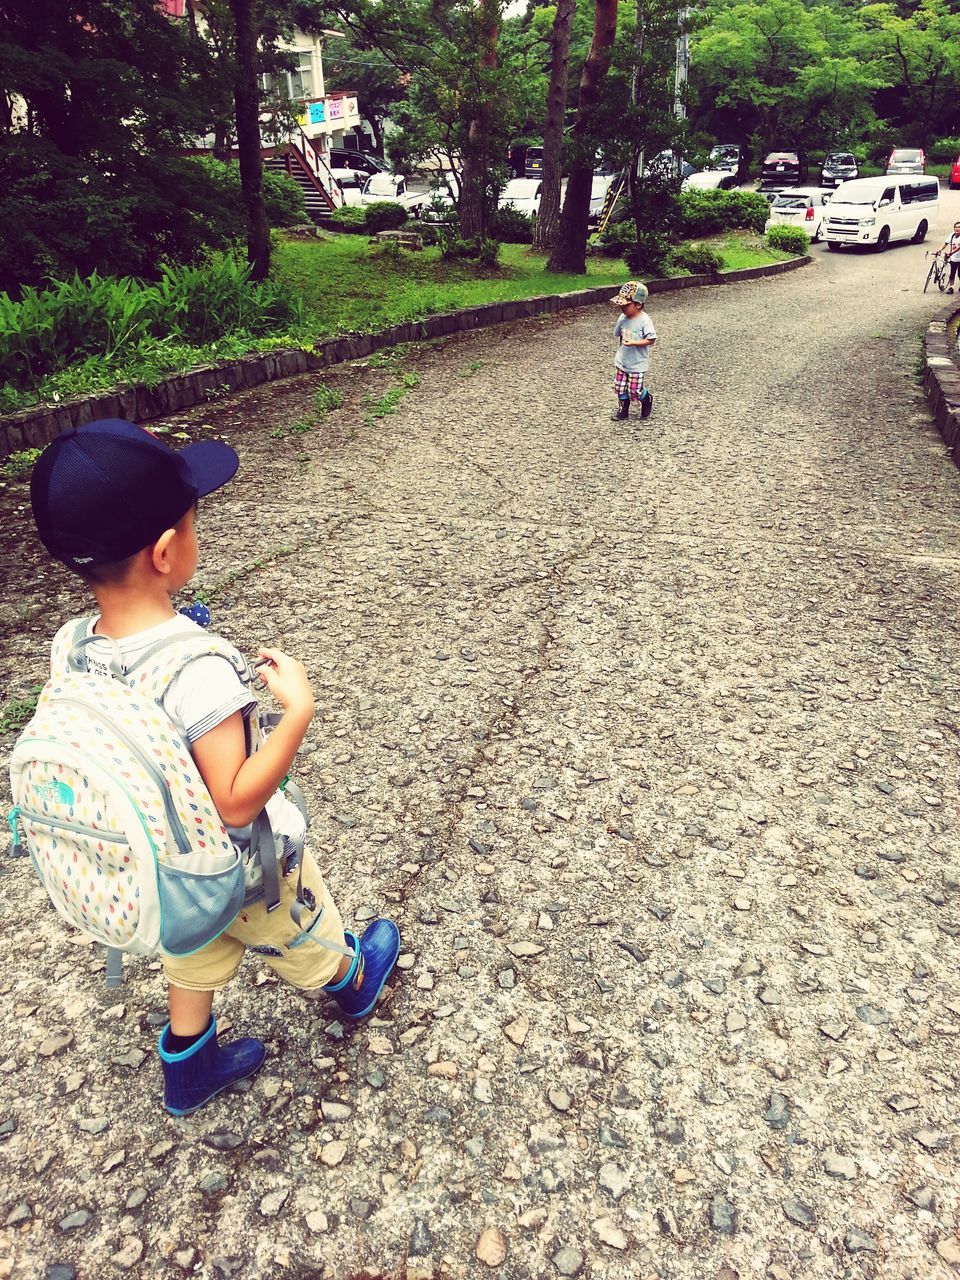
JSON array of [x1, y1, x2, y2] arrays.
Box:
[[30, 419, 239, 569]]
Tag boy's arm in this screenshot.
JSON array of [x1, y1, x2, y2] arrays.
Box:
[[191, 648, 314, 828]]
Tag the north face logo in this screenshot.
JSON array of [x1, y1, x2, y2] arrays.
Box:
[[33, 779, 74, 808]]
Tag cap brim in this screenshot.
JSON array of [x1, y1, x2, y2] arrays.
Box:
[[177, 440, 239, 499]]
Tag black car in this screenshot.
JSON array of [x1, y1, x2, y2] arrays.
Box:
[[328, 148, 387, 177], [820, 151, 859, 187], [760, 150, 805, 190]]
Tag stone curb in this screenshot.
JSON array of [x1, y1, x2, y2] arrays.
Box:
[[922, 301, 960, 460], [0, 255, 811, 457]]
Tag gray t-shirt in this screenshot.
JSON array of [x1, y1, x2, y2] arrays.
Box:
[[614, 311, 657, 372]]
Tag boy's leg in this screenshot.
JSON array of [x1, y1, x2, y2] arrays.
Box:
[[168, 985, 215, 1038], [229, 850, 401, 1019], [611, 370, 630, 419], [158, 933, 266, 1116]]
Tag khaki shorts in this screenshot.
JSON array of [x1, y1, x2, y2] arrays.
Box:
[[163, 849, 345, 993]]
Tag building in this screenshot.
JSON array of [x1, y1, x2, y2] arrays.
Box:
[[260, 32, 361, 161]]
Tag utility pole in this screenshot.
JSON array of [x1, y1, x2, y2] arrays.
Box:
[[675, 5, 689, 124]]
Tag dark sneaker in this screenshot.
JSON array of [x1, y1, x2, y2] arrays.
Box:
[[325, 919, 401, 1019], [640, 389, 654, 419]]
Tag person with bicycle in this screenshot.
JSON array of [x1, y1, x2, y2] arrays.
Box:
[[937, 221, 960, 293]]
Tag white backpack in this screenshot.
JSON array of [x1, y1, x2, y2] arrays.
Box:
[[9, 622, 265, 959]]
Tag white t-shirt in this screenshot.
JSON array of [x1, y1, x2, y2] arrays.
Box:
[[53, 614, 306, 890], [948, 231, 960, 264]]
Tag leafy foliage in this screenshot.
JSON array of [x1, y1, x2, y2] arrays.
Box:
[[678, 189, 770, 237], [0, 258, 303, 397], [363, 202, 410, 232], [626, 232, 673, 277], [440, 237, 502, 266], [491, 205, 535, 244], [766, 224, 809, 255], [668, 243, 723, 274]]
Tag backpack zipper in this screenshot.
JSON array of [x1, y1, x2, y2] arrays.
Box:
[[57, 698, 192, 855], [17, 808, 130, 844]]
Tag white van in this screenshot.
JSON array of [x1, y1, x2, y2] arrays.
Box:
[[824, 176, 939, 250]]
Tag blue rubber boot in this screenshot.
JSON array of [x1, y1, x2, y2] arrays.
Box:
[[158, 1017, 265, 1116], [640, 388, 654, 419], [324, 920, 401, 1019]]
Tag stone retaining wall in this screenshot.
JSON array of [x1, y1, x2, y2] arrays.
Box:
[[922, 301, 960, 463], [0, 256, 810, 457]]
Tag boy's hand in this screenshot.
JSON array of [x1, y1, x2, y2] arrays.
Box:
[[255, 648, 314, 718]]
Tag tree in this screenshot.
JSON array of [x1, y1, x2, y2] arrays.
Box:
[[534, 0, 577, 251], [322, 41, 405, 155], [0, 0, 219, 292], [227, 0, 271, 279], [858, 0, 960, 147], [547, 0, 620, 274]]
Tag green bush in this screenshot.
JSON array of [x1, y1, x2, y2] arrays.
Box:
[[928, 137, 960, 165], [766, 224, 810, 255], [669, 243, 723, 274], [330, 206, 369, 229], [626, 232, 672, 277], [363, 202, 408, 233], [0, 257, 303, 393], [192, 156, 307, 228], [441, 236, 500, 266], [490, 204, 534, 244], [597, 220, 637, 255], [678, 188, 769, 237]]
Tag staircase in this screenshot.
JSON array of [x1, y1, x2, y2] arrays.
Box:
[[264, 130, 342, 222]]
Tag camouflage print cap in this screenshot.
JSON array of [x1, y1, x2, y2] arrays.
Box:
[[610, 280, 649, 306]]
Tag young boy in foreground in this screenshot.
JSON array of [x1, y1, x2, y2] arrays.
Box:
[[29, 418, 401, 1114]]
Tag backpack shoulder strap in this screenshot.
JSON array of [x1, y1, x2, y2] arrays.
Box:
[[50, 617, 95, 678], [124, 633, 252, 704]]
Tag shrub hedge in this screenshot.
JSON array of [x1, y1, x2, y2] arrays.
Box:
[[766, 224, 809, 254], [363, 201, 409, 233], [669, 243, 723, 274]]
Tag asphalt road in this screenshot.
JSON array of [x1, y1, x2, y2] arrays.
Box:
[[1, 195, 959, 1280]]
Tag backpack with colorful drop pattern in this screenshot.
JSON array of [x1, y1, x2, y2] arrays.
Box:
[[8, 621, 257, 958]]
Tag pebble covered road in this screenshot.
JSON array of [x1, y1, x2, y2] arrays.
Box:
[[1, 194, 960, 1280]]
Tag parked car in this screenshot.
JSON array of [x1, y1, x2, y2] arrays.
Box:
[[886, 147, 925, 175], [760, 151, 805, 190], [330, 169, 364, 206], [329, 148, 387, 177], [708, 143, 747, 182], [765, 188, 832, 241], [819, 152, 859, 187], [498, 178, 542, 218], [951, 154, 960, 190], [524, 146, 544, 178], [823, 175, 939, 250], [682, 169, 738, 191], [359, 173, 425, 217]]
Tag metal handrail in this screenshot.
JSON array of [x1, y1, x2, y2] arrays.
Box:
[[290, 124, 343, 207]]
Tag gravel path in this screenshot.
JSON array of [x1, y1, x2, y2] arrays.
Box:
[[2, 197, 960, 1280]]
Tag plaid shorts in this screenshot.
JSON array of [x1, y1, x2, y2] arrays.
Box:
[[614, 368, 645, 400]]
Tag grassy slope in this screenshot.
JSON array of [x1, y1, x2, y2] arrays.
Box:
[[274, 234, 789, 336]]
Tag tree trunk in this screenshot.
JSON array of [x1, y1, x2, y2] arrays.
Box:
[[533, 0, 576, 253], [228, 0, 270, 280], [459, 0, 499, 239], [547, 0, 619, 274]]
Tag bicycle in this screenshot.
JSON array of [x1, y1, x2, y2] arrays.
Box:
[[924, 250, 948, 293]]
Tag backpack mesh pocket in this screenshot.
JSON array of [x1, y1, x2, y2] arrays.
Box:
[[157, 850, 246, 956]]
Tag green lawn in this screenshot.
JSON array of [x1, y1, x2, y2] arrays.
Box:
[[274, 239, 622, 337], [274, 233, 791, 336]]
